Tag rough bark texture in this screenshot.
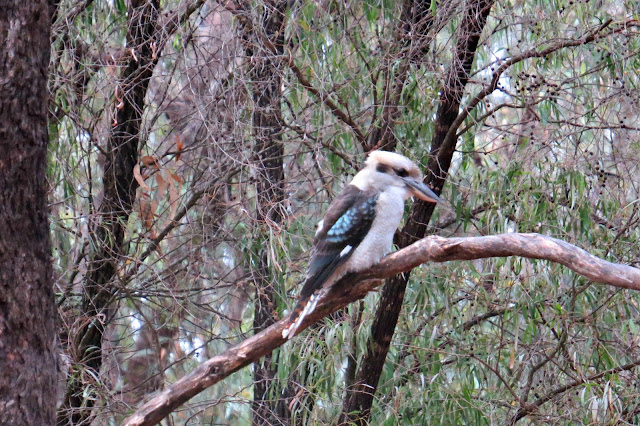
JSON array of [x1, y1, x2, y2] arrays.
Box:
[[246, 2, 292, 424], [341, 0, 496, 423], [57, 1, 160, 424], [0, 2, 57, 425], [122, 232, 640, 426]]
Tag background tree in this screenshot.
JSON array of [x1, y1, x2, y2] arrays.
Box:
[[47, 0, 640, 424], [0, 1, 57, 425]]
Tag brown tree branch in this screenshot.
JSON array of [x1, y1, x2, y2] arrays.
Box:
[[243, 1, 293, 423], [122, 232, 640, 425], [58, 1, 162, 423]]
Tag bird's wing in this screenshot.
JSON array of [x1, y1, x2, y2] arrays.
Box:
[[283, 185, 378, 339], [300, 185, 378, 300]]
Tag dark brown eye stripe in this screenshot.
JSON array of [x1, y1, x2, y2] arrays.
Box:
[[376, 163, 390, 173]]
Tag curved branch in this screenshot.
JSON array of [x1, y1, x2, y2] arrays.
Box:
[[368, 233, 640, 290], [122, 233, 640, 425]]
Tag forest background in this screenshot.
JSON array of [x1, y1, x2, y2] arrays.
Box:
[[1, 0, 640, 425]]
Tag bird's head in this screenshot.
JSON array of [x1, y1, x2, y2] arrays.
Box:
[[351, 151, 441, 203]]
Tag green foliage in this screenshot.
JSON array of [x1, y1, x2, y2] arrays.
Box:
[[49, 0, 640, 424]]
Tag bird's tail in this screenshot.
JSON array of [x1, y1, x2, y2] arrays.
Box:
[[282, 289, 325, 340]]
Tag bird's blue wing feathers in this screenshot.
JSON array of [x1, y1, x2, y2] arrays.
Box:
[[300, 188, 378, 300]]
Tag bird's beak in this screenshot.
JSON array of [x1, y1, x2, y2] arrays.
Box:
[[404, 178, 442, 203]]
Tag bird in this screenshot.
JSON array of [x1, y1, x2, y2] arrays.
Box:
[[282, 151, 441, 339]]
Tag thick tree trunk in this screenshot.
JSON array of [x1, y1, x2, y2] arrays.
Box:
[[341, 0, 496, 423], [57, 1, 159, 424], [0, 2, 57, 425]]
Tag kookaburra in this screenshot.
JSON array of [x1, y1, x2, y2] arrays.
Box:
[[282, 151, 441, 339]]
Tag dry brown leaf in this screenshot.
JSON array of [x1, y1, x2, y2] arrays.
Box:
[[140, 196, 153, 230], [133, 164, 152, 191], [175, 135, 183, 161], [150, 199, 158, 218], [115, 86, 124, 110], [169, 172, 182, 185], [148, 199, 159, 239], [155, 172, 167, 203], [169, 181, 179, 220], [141, 155, 160, 169]]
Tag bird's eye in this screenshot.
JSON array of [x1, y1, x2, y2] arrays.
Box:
[[376, 164, 390, 174], [396, 168, 408, 177]]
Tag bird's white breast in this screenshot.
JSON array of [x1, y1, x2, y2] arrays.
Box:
[[345, 186, 406, 272]]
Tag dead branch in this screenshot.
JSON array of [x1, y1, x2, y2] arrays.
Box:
[[122, 232, 640, 425]]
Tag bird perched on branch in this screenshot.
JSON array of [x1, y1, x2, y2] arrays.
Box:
[[282, 151, 441, 339]]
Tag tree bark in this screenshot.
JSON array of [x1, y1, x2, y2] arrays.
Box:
[[0, 2, 57, 425], [341, 0, 496, 423]]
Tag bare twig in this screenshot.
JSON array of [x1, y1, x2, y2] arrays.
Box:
[[440, 19, 640, 159], [287, 60, 367, 144], [509, 357, 640, 425], [227, 4, 367, 144]]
